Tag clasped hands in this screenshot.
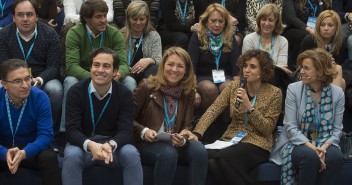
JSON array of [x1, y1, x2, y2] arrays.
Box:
[[305, 142, 329, 172], [87, 141, 113, 164], [6, 147, 26, 174], [144, 129, 199, 147]]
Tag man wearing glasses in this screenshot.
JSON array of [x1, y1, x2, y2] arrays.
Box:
[[0, 0, 63, 146], [0, 59, 61, 185]]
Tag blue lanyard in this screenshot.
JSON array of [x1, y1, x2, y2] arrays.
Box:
[[5, 92, 27, 147], [88, 84, 111, 135], [215, 49, 222, 70], [259, 0, 266, 8], [87, 31, 104, 51], [16, 28, 38, 62], [221, 0, 225, 7], [244, 95, 257, 129], [0, 0, 8, 18], [314, 106, 320, 131], [163, 97, 179, 132], [177, 0, 188, 25], [257, 34, 275, 58], [127, 34, 143, 66], [307, 0, 318, 17]]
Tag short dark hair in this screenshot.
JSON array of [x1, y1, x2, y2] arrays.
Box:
[[88, 48, 119, 71], [80, 0, 108, 24], [237, 49, 274, 82], [0, 59, 28, 80], [11, 0, 38, 16]]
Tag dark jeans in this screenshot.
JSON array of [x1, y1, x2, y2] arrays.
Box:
[[0, 148, 61, 185], [141, 140, 208, 185], [292, 145, 343, 185]]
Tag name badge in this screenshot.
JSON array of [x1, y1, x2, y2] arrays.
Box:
[[307, 17, 317, 30], [230, 131, 248, 144], [212, 69, 225, 83]]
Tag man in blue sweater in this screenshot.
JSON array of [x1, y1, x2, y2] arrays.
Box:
[[0, 59, 61, 185], [0, 0, 63, 141], [62, 48, 142, 185]]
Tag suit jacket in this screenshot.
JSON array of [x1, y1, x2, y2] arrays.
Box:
[[133, 79, 195, 149], [333, 0, 352, 24], [193, 81, 282, 152], [270, 82, 345, 165]]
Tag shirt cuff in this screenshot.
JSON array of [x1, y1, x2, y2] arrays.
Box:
[[141, 127, 150, 140], [83, 139, 91, 152], [110, 140, 118, 152], [36, 77, 44, 87]]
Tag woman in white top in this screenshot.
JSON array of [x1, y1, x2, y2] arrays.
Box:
[[242, 4, 291, 76]]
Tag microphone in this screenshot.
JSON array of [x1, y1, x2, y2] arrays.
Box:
[[235, 77, 247, 109]]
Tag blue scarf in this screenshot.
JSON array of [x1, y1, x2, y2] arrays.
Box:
[[280, 85, 333, 184], [206, 29, 223, 56]]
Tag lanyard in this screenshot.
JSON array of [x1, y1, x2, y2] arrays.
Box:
[[127, 34, 143, 66], [177, 0, 188, 25], [244, 95, 257, 129], [307, 0, 318, 17], [16, 28, 37, 62], [87, 31, 104, 51], [215, 49, 222, 70], [163, 97, 179, 132], [5, 92, 27, 147], [221, 0, 225, 7], [88, 84, 111, 135], [0, 0, 8, 18], [258, 34, 275, 58], [259, 0, 266, 8]]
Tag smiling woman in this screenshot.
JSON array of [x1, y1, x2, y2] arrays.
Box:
[[242, 4, 291, 76], [133, 47, 208, 185], [120, 0, 162, 86]]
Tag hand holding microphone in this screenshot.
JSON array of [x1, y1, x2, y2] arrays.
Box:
[[235, 77, 247, 109]]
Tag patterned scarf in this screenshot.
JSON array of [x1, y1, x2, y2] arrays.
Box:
[[206, 29, 223, 56], [160, 84, 183, 120], [175, 0, 195, 26], [280, 85, 333, 185]]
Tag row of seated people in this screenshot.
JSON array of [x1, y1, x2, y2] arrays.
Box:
[[1, 0, 352, 65], [0, 1, 345, 154], [0, 0, 349, 184], [0, 46, 345, 185]]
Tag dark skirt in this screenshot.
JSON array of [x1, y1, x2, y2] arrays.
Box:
[[208, 142, 270, 183]]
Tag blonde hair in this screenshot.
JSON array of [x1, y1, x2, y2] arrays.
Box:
[[256, 4, 284, 36], [148, 47, 196, 95], [297, 48, 337, 86], [123, 1, 154, 47], [197, 3, 234, 53], [314, 10, 343, 56]]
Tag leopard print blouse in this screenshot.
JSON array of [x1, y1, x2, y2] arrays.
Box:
[[193, 81, 282, 151]]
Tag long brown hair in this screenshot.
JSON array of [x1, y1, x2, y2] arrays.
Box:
[[313, 10, 343, 56], [148, 47, 196, 95]]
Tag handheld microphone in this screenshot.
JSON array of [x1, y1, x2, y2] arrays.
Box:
[[235, 77, 247, 109]]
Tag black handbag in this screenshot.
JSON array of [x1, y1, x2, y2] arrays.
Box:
[[340, 132, 352, 161]]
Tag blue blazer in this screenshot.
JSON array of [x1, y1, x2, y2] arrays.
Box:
[[270, 81, 345, 165]]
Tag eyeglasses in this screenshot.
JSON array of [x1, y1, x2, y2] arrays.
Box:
[[16, 12, 35, 19], [3, 76, 33, 86]]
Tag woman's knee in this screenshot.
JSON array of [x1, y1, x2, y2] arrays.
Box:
[[197, 81, 219, 96]]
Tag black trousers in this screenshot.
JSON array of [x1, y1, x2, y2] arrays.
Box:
[[0, 148, 61, 185]]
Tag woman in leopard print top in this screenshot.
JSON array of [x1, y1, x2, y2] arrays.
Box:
[[192, 49, 282, 184]]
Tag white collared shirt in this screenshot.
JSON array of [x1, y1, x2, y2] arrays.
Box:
[[89, 81, 112, 100], [17, 25, 37, 42], [86, 24, 103, 38]]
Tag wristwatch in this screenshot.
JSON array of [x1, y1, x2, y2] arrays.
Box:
[[108, 140, 117, 151]]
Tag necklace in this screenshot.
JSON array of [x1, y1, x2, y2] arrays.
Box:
[[8, 96, 25, 109]]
